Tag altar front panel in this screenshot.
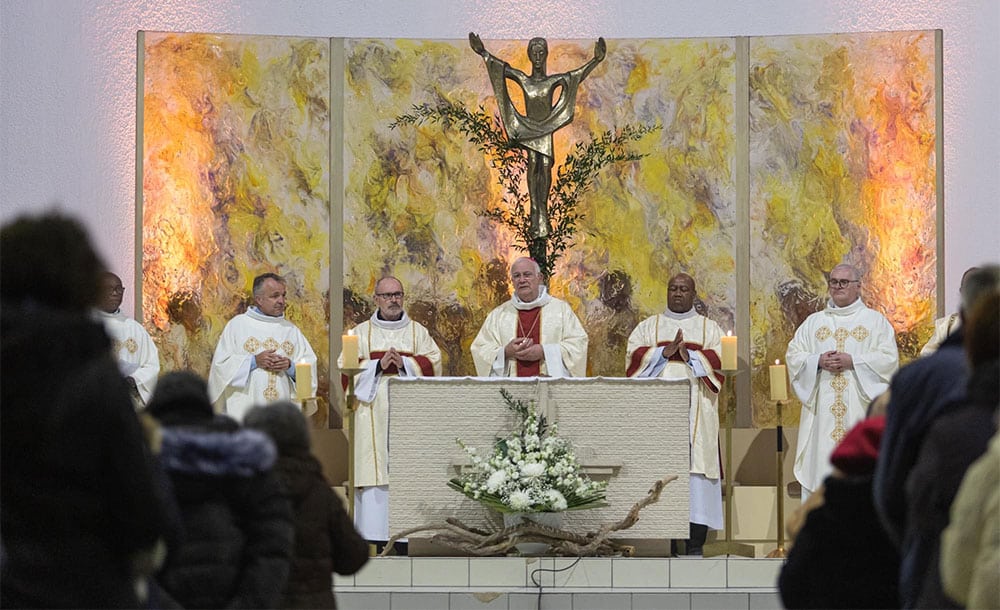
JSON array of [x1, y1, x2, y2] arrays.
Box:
[[386, 377, 691, 542]]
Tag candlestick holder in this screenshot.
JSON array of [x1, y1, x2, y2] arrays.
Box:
[[766, 399, 788, 558], [704, 368, 756, 558], [294, 396, 319, 417], [340, 367, 365, 520]]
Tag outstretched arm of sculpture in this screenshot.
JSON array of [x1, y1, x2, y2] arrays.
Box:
[[573, 37, 607, 82], [469, 32, 529, 81], [469, 32, 487, 58]]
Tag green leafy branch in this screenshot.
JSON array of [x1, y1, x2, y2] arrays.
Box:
[[392, 102, 659, 278]]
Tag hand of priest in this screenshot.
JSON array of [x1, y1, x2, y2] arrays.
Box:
[[380, 348, 403, 370], [511, 338, 544, 362], [256, 349, 290, 372], [662, 329, 684, 360]]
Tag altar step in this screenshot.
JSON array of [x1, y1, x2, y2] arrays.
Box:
[[335, 556, 783, 610]]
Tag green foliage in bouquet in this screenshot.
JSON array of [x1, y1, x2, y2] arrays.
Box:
[[448, 388, 608, 514]]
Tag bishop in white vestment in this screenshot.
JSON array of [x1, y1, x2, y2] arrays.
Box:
[[208, 274, 317, 421], [340, 277, 441, 543], [625, 273, 724, 554], [786, 264, 898, 499], [470, 257, 588, 377], [96, 272, 159, 405]]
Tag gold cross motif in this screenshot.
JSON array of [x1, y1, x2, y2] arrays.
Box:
[[815, 325, 873, 443], [242, 336, 289, 402], [113, 339, 139, 355], [833, 327, 850, 351], [263, 375, 279, 401]]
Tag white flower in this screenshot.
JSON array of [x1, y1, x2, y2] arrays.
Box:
[[545, 489, 568, 511], [509, 490, 532, 511], [521, 462, 545, 479], [486, 469, 507, 492]]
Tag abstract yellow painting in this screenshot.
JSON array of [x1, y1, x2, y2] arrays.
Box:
[[749, 31, 938, 426], [343, 38, 738, 377], [139, 31, 938, 430], [140, 32, 333, 424]]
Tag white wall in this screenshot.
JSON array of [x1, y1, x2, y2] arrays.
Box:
[[2, 0, 997, 314]]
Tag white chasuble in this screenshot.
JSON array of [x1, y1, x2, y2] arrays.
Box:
[[340, 313, 441, 488], [470, 290, 588, 378], [625, 311, 725, 479], [207, 308, 317, 422], [786, 298, 898, 492], [97, 310, 160, 403]]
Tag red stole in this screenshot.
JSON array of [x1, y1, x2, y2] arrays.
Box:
[[626, 341, 725, 393], [368, 350, 436, 377], [339, 350, 436, 391], [515, 308, 542, 377]]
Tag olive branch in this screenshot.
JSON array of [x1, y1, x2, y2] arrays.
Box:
[[392, 102, 658, 278]]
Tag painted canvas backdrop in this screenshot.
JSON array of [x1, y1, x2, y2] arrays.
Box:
[[343, 37, 738, 379], [747, 31, 937, 425], [139, 31, 937, 429], [140, 32, 333, 424]]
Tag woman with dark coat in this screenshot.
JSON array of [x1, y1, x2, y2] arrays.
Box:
[[147, 371, 294, 609], [1, 213, 170, 608], [245, 401, 369, 609]]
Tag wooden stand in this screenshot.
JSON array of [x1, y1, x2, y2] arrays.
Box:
[[704, 369, 756, 558], [766, 399, 788, 558], [340, 367, 364, 520]]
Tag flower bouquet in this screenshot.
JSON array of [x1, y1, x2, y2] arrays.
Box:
[[448, 388, 608, 515]]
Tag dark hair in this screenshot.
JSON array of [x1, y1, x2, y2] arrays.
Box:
[[146, 371, 214, 424], [252, 273, 285, 296], [964, 291, 999, 367], [0, 211, 105, 311], [960, 264, 1000, 315], [244, 401, 311, 454]]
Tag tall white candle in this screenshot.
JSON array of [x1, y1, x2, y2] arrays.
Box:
[[342, 334, 359, 367], [295, 361, 312, 400], [769, 359, 788, 401], [721, 331, 738, 370]]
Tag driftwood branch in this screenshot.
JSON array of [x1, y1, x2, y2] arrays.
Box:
[[380, 475, 679, 557]]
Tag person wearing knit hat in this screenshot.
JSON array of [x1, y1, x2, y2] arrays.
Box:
[[147, 371, 294, 608], [829, 415, 885, 476], [245, 402, 368, 609], [779, 412, 900, 609]]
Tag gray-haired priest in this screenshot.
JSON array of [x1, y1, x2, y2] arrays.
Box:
[[470, 257, 588, 377], [207, 273, 317, 421], [625, 272, 725, 556], [340, 276, 441, 552], [785, 263, 898, 502]]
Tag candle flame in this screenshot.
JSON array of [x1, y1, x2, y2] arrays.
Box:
[[775, 359, 780, 365], [726, 330, 732, 337]]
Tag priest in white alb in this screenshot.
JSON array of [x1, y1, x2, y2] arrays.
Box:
[[340, 276, 441, 550], [95, 271, 160, 407], [470, 257, 588, 378], [919, 266, 977, 356], [207, 273, 317, 421], [785, 263, 898, 501], [625, 272, 724, 555]]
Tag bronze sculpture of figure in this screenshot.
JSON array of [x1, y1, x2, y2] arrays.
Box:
[[469, 33, 606, 239]]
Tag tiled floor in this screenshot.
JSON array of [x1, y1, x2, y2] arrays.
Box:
[[336, 556, 784, 609]]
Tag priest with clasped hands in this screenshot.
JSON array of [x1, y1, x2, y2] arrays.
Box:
[[340, 276, 441, 550], [207, 272, 317, 422], [625, 272, 725, 555], [470, 257, 588, 378]]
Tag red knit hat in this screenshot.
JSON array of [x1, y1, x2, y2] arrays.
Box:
[[829, 415, 886, 476]]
